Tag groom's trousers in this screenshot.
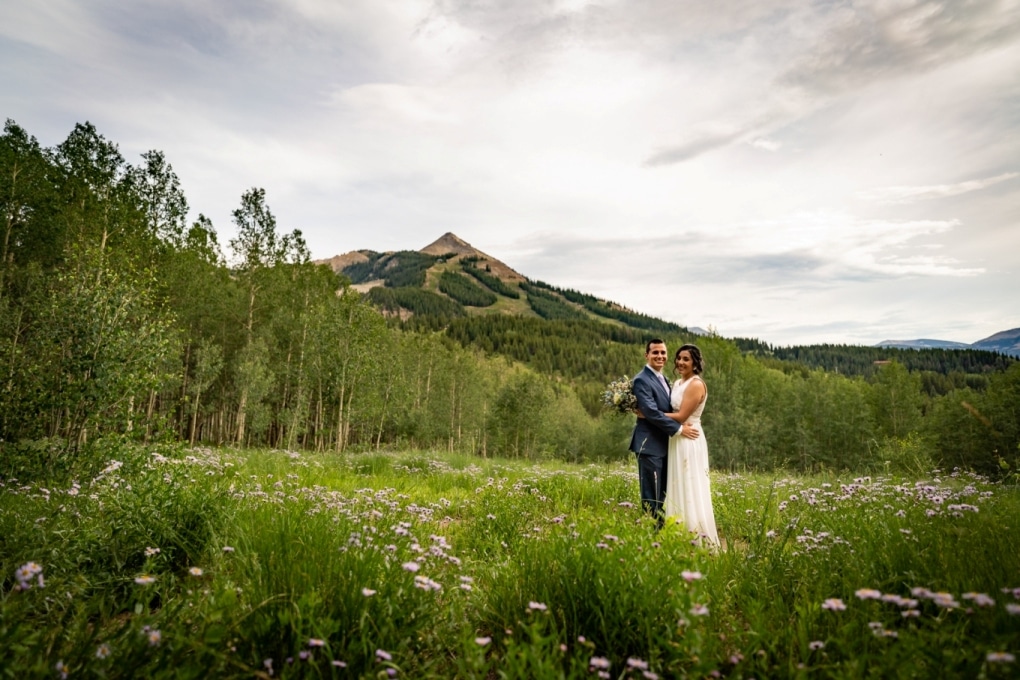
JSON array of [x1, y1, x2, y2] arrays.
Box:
[[636, 453, 668, 529]]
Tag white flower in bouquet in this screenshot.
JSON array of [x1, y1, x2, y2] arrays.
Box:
[[601, 376, 637, 414]]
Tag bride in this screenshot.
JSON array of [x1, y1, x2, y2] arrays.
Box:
[[663, 344, 719, 547]]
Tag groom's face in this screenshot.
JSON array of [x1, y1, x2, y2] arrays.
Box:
[[646, 342, 668, 372]]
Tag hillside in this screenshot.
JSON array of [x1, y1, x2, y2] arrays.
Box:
[[315, 233, 1015, 386], [875, 328, 1020, 358], [316, 232, 685, 336], [972, 327, 1020, 357], [876, 339, 972, 351]]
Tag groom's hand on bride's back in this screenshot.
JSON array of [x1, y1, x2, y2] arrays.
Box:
[[634, 409, 645, 419]]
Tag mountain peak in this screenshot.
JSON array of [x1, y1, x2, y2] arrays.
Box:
[[419, 233, 526, 281], [420, 232, 475, 256]]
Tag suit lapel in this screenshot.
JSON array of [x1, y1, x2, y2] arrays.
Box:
[[645, 367, 669, 403]]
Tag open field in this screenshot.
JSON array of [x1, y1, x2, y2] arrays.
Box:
[[2, 445, 1018, 678]]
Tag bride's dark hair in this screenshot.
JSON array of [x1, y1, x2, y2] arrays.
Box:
[[674, 344, 705, 375]]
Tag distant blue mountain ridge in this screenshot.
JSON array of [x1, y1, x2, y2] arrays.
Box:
[[876, 327, 1020, 358]]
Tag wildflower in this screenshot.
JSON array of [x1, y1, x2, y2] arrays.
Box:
[[822, 598, 846, 611], [528, 601, 548, 611], [868, 621, 883, 631], [222, 546, 235, 553], [134, 575, 156, 586], [96, 643, 112, 659], [987, 652, 1016, 663], [147, 629, 162, 646], [188, 567, 203, 577], [55, 661, 68, 680], [460, 575, 474, 583], [402, 561, 420, 572], [413, 575, 442, 591], [1006, 603, 1020, 615], [627, 657, 649, 670], [765, 530, 776, 538], [932, 592, 959, 608], [475, 637, 491, 646], [642, 672, 660, 680], [144, 547, 161, 557], [962, 592, 995, 607], [14, 562, 43, 590], [331, 660, 347, 667], [809, 641, 825, 651], [308, 638, 325, 647], [486, 514, 496, 520], [902, 609, 921, 618], [387, 669, 398, 678], [376, 649, 393, 662], [362, 587, 377, 597], [855, 588, 882, 600], [681, 570, 703, 582], [298, 651, 310, 661], [690, 603, 709, 616], [589, 656, 611, 670]]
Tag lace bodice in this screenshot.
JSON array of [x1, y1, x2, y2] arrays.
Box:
[[670, 377, 707, 423]]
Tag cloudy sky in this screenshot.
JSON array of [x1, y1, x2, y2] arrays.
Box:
[[3, 0, 1018, 346]]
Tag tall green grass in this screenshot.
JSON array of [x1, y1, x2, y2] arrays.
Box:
[[1, 444, 1017, 678]]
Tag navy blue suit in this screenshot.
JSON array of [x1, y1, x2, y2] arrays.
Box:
[[630, 366, 680, 526]]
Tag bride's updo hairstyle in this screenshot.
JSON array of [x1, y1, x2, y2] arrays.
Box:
[[674, 344, 705, 375]]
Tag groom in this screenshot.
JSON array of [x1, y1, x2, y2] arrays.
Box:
[[630, 339, 698, 528]]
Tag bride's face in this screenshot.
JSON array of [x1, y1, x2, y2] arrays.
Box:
[[675, 350, 694, 377]]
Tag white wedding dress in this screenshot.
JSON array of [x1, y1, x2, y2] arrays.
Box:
[[664, 377, 719, 547]]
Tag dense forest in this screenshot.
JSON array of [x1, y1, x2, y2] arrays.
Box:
[[1, 119, 1018, 478]]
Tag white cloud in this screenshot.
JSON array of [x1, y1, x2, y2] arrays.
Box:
[[858, 172, 1020, 204], [750, 138, 781, 152]]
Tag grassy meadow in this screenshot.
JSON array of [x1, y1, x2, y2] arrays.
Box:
[[2, 444, 1018, 679]]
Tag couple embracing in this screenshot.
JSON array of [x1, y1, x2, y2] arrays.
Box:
[[630, 339, 719, 546]]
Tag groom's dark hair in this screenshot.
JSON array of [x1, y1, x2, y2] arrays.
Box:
[[645, 338, 665, 353]]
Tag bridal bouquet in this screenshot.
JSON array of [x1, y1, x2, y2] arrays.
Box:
[[601, 376, 637, 414]]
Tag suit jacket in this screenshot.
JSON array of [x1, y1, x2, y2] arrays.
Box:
[[629, 366, 681, 458]]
